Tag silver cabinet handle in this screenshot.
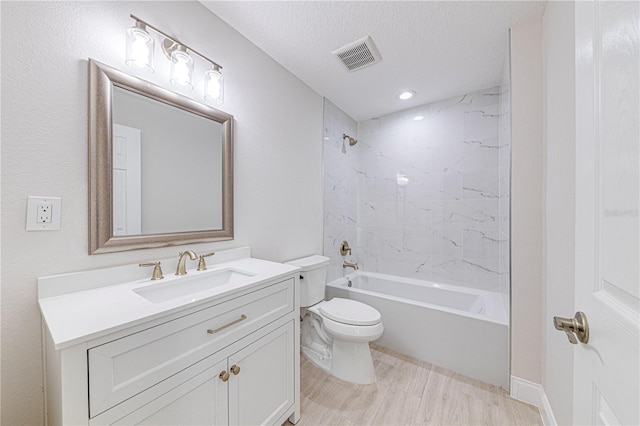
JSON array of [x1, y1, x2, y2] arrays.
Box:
[[207, 314, 247, 335], [553, 311, 589, 344]]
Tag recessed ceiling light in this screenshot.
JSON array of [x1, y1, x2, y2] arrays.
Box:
[[398, 90, 416, 100], [413, 115, 424, 121]]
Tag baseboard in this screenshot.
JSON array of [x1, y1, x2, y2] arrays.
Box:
[[510, 376, 557, 426]]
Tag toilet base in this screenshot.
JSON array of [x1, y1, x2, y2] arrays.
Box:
[[301, 308, 379, 385], [302, 340, 376, 385], [331, 340, 376, 384]]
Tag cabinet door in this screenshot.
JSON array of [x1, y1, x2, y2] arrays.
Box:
[[110, 359, 228, 426], [228, 321, 295, 426]]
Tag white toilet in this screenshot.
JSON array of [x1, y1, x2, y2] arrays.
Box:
[[286, 255, 383, 384]]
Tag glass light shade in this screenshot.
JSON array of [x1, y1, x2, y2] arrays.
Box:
[[170, 49, 194, 90], [204, 68, 224, 104], [125, 26, 154, 73]]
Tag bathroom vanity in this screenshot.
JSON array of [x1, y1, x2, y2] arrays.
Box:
[[38, 248, 300, 425]]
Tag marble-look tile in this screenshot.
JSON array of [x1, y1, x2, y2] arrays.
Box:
[[358, 200, 404, 227], [323, 99, 358, 281], [499, 195, 510, 234], [424, 172, 462, 200], [402, 227, 431, 254], [431, 199, 499, 231], [463, 168, 500, 199], [463, 104, 500, 140], [356, 248, 379, 273], [431, 255, 500, 291], [377, 251, 431, 281], [324, 86, 510, 296], [357, 225, 403, 254], [462, 229, 505, 260], [356, 173, 399, 203], [403, 200, 432, 227], [430, 229, 463, 257], [498, 230, 510, 275], [431, 137, 500, 174]]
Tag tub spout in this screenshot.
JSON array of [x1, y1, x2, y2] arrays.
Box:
[[343, 261, 359, 270]]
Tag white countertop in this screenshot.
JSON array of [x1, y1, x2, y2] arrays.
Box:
[[39, 252, 299, 350]]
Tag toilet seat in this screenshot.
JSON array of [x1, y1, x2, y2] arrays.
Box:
[[320, 314, 384, 342], [319, 298, 382, 326]]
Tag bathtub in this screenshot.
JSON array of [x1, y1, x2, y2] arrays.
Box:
[[326, 271, 509, 388]]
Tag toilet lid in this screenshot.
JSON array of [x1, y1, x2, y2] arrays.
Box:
[[319, 298, 381, 326]]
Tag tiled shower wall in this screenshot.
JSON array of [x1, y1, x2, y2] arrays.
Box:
[[355, 87, 506, 292], [322, 87, 510, 295], [323, 99, 358, 282]]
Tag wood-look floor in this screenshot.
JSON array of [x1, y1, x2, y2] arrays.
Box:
[[288, 344, 542, 426]]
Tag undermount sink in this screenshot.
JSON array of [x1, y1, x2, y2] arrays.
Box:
[[133, 268, 256, 303]]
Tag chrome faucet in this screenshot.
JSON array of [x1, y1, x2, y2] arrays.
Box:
[[176, 250, 198, 275], [342, 261, 359, 271]]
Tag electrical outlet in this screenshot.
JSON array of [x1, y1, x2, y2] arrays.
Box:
[[26, 196, 61, 231], [37, 201, 53, 223]]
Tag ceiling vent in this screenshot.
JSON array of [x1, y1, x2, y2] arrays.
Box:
[[332, 36, 382, 72]]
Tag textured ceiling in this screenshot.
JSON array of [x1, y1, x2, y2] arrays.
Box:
[[201, 1, 546, 121]]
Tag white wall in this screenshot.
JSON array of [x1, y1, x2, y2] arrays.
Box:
[[542, 2, 576, 424], [0, 2, 323, 424], [509, 18, 544, 384]]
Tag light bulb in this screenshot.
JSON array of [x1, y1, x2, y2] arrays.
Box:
[[125, 25, 154, 73], [204, 68, 224, 104], [170, 48, 193, 90]]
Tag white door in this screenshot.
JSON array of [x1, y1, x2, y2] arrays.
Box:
[[112, 124, 142, 236], [573, 1, 639, 424]]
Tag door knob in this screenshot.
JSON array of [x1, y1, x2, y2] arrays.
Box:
[[219, 370, 230, 382], [230, 364, 241, 375], [553, 311, 589, 344]]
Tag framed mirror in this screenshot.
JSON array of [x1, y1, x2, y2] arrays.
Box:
[[88, 59, 233, 254]]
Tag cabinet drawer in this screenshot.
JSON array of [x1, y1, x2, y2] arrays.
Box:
[[89, 278, 294, 418]]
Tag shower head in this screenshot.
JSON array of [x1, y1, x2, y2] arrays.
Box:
[[342, 134, 358, 146]]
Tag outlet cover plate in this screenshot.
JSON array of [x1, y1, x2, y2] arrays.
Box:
[[26, 196, 61, 231]]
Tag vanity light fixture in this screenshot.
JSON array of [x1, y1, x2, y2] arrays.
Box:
[[398, 90, 416, 100], [204, 65, 224, 104], [125, 21, 154, 73], [169, 45, 194, 90], [126, 15, 224, 102]]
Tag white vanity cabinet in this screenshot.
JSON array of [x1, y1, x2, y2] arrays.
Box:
[[39, 254, 300, 426], [96, 319, 294, 426]]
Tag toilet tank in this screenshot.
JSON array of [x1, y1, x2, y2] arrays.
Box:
[[285, 255, 330, 308]]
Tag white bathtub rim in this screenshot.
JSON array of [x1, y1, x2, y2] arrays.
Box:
[[345, 270, 500, 297], [328, 271, 508, 326]]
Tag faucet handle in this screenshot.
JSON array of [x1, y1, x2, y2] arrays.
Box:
[[197, 252, 216, 271], [139, 262, 164, 280]]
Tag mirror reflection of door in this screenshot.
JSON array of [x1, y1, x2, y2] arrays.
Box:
[[112, 86, 223, 236], [112, 124, 142, 236]]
